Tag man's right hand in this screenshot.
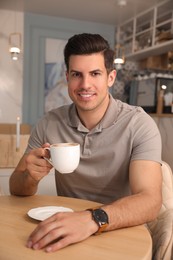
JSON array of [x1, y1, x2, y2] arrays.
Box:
[[9, 143, 53, 196], [25, 143, 53, 182]]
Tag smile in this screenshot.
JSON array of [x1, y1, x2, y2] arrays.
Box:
[[79, 94, 93, 98]]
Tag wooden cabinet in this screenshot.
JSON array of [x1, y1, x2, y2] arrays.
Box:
[[0, 134, 30, 168], [118, 0, 173, 60], [0, 124, 31, 168]]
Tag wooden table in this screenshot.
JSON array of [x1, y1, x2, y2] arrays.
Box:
[[0, 195, 152, 260]]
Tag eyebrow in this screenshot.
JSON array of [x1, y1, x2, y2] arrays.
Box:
[[69, 69, 103, 74]]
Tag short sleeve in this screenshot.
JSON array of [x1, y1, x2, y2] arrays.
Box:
[[131, 111, 162, 163]]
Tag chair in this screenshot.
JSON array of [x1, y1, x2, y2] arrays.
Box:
[[147, 161, 173, 260]]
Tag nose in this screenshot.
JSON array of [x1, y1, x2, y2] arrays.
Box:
[[80, 75, 91, 89]]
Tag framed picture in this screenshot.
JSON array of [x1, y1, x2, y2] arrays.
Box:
[[44, 38, 72, 113]]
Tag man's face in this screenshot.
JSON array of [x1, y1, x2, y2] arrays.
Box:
[[66, 53, 116, 114]]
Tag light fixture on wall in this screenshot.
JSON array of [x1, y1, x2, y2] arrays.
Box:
[[9, 32, 21, 61]]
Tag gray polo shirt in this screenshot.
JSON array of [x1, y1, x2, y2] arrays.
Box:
[[26, 95, 162, 204]]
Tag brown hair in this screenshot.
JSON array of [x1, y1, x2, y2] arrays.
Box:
[[64, 33, 115, 73]]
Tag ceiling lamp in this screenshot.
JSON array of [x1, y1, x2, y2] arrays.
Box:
[[9, 32, 21, 61], [117, 0, 127, 7]]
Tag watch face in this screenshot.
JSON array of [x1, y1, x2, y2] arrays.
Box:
[[92, 208, 109, 226]]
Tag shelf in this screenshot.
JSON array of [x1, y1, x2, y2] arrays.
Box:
[[156, 18, 173, 28], [149, 113, 173, 117], [117, 0, 173, 61], [123, 36, 133, 42], [135, 28, 153, 37], [157, 11, 173, 25], [125, 39, 173, 61]]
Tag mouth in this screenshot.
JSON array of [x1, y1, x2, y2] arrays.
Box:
[[79, 94, 93, 98], [78, 92, 96, 100]]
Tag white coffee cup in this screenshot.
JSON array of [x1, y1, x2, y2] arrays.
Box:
[[44, 143, 80, 174]]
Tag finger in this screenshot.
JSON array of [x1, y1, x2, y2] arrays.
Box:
[[34, 227, 67, 250], [45, 236, 73, 252], [42, 143, 50, 148], [30, 147, 50, 159], [28, 213, 63, 242], [27, 220, 64, 250], [39, 157, 52, 168], [30, 147, 46, 157], [27, 220, 57, 246], [42, 150, 50, 160], [27, 152, 51, 168], [27, 162, 52, 182], [27, 158, 51, 173]]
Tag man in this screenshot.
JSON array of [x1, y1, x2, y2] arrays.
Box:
[[10, 33, 162, 253]]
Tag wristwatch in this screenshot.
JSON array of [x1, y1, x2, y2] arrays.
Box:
[[87, 208, 109, 235]]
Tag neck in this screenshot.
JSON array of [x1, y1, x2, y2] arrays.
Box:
[[77, 95, 110, 130]]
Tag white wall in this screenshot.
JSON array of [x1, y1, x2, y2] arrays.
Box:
[[0, 168, 57, 195], [0, 10, 23, 123]]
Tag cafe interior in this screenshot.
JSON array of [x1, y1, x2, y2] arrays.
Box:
[[0, 0, 173, 259], [1, 0, 173, 192]]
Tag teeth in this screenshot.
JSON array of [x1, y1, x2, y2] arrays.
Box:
[[80, 94, 92, 98]]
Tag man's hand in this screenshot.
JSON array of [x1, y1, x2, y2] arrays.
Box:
[[25, 143, 52, 182], [9, 143, 53, 196], [27, 210, 98, 252]]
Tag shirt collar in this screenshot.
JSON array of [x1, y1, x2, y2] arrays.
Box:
[[68, 94, 118, 133]]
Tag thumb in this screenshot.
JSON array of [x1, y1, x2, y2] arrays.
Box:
[[42, 143, 50, 148]]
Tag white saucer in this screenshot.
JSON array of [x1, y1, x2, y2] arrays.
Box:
[[27, 206, 73, 221]]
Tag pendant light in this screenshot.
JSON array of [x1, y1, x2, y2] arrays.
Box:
[[114, 43, 125, 69], [9, 32, 21, 61], [8, 4, 22, 61], [114, 0, 126, 69]]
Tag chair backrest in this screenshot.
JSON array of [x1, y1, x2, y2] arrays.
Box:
[[160, 161, 173, 213], [148, 161, 173, 260]]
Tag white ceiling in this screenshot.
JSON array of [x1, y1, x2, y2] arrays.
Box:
[[0, 0, 165, 25]]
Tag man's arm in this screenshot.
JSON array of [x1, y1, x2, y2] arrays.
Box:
[[9, 145, 52, 196], [26, 159, 162, 252], [102, 160, 162, 230]]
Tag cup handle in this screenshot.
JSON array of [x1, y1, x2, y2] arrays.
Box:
[[43, 147, 53, 166]]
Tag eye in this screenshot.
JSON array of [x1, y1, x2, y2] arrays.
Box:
[[91, 71, 101, 76], [71, 72, 81, 78]]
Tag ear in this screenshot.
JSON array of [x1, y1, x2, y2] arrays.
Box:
[[66, 72, 69, 82], [108, 69, 116, 88]]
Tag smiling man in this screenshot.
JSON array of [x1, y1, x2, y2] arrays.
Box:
[[10, 33, 162, 253], [67, 53, 115, 129]]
